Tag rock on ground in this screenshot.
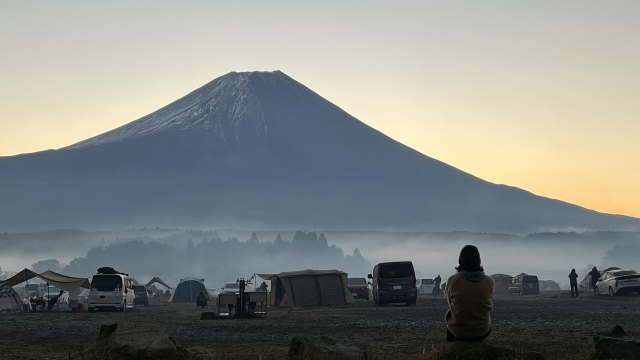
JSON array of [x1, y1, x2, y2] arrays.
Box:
[[594, 337, 640, 360]]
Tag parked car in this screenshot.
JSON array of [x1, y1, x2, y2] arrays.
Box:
[[418, 279, 435, 295], [133, 285, 149, 306], [88, 267, 135, 312], [509, 274, 540, 295], [24, 284, 41, 298], [595, 269, 640, 296], [368, 261, 417, 306], [222, 282, 240, 293], [347, 277, 370, 300]]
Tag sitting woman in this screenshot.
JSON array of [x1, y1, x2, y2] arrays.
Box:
[[195, 292, 208, 309], [445, 245, 495, 342]]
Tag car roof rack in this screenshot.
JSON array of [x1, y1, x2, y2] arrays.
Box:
[[96, 267, 129, 276]]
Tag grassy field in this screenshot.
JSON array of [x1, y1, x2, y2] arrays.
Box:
[[1, 291, 638, 359]]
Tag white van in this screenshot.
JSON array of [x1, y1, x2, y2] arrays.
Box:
[[88, 269, 135, 312]]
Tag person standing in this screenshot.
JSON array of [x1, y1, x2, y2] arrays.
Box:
[[433, 275, 442, 296], [445, 245, 495, 342], [588, 267, 600, 294], [568, 269, 579, 297]]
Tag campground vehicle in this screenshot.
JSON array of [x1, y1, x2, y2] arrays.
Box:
[[368, 261, 418, 306], [88, 267, 135, 312], [509, 274, 540, 295], [418, 278, 435, 295], [222, 282, 240, 293], [347, 277, 370, 300], [595, 268, 640, 296], [133, 285, 149, 306]]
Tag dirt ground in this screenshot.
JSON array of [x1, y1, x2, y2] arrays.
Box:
[[1, 291, 639, 360]]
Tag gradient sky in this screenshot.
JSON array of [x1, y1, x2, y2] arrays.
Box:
[[1, 1, 639, 217]]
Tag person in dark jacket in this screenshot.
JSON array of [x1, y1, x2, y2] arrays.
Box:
[[588, 267, 600, 293], [47, 290, 64, 311], [195, 292, 208, 309], [434, 275, 442, 296], [569, 269, 579, 297], [445, 245, 495, 342]]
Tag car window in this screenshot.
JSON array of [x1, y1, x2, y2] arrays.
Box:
[[348, 278, 366, 285], [523, 276, 538, 283], [421, 279, 434, 285], [379, 263, 414, 278], [91, 275, 123, 290], [614, 271, 637, 277], [134, 286, 146, 293]]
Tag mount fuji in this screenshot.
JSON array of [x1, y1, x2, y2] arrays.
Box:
[[1, 70, 638, 233]]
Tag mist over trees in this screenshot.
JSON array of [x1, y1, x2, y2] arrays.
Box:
[[39, 231, 370, 288], [602, 244, 640, 270]]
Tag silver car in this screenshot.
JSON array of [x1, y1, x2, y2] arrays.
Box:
[[595, 269, 640, 296]]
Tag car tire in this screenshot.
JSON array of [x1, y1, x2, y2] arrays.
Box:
[[609, 287, 615, 297], [407, 300, 416, 306], [88, 307, 94, 313]]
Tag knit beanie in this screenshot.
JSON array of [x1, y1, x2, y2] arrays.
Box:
[[458, 245, 482, 270]]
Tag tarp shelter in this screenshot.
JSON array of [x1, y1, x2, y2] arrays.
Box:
[[168, 277, 210, 302], [0, 269, 90, 293], [258, 270, 355, 307], [146, 277, 173, 290], [491, 274, 513, 294]]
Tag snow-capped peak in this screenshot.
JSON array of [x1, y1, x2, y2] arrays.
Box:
[[64, 71, 289, 150]]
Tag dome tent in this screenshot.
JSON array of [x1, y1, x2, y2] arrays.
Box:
[[490, 274, 514, 294], [168, 277, 210, 303]]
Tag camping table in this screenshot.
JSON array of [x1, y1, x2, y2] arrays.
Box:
[[217, 293, 238, 317]]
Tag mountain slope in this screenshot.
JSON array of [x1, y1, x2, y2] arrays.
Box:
[[1, 70, 638, 233]]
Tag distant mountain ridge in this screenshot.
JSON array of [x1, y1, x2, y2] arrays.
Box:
[[1, 70, 638, 233]]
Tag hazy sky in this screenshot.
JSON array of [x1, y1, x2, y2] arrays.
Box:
[[1, 1, 639, 217]]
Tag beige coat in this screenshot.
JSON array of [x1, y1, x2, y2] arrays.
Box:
[[445, 272, 495, 339]]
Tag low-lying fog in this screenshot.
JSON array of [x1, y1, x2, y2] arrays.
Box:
[[1, 229, 639, 290]]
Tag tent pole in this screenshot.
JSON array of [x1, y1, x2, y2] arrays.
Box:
[[26, 271, 29, 312]]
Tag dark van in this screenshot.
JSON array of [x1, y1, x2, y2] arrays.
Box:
[[509, 274, 540, 295], [368, 261, 417, 306]]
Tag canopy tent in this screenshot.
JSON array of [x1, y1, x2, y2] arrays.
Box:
[[258, 269, 355, 307], [0, 269, 90, 293], [168, 277, 210, 302], [146, 277, 173, 290]]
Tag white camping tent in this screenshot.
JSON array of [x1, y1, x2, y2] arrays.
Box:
[[0, 287, 25, 313]]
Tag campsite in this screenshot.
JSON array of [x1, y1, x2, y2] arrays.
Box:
[[0, 292, 639, 359]]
